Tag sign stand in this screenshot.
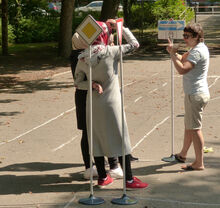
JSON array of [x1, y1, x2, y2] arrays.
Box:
[[111, 18, 137, 205], [162, 36, 176, 162], [76, 15, 104, 206], [158, 19, 185, 163]]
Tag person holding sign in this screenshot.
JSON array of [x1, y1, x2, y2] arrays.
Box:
[[71, 24, 124, 180], [166, 23, 210, 171], [74, 19, 148, 189]]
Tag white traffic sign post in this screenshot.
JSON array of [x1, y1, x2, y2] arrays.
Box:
[[158, 20, 185, 162], [76, 15, 104, 205], [111, 18, 137, 206]]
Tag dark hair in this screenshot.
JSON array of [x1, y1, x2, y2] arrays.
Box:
[[184, 23, 204, 42]]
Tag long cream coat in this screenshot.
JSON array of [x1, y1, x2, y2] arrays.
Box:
[[74, 27, 139, 157]]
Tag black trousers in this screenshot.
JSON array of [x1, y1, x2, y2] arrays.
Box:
[[81, 129, 118, 170], [94, 155, 133, 181]]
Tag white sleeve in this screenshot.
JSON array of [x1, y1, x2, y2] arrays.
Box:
[[74, 61, 89, 90], [111, 27, 139, 59]]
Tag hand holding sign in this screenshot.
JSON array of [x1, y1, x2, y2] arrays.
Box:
[[116, 18, 124, 45], [166, 38, 179, 55], [106, 19, 117, 30]]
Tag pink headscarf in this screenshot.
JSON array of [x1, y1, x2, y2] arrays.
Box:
[[93, 21, 112, 46], [78, 21, 113, 66]]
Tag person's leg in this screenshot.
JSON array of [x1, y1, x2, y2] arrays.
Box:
[[118, 155, 133, 181], [181, 94, 209, 170], [108, 157, 123, 179], [80, 129, 90, 169], [176, 95, 193, 160], [108, 157, 118, 170], [94, 156, 107, 179], [94, 156, 113, 187], [178, 129, 193, 159], [119, 154, 148, 189], [191, 129, 204, 169]]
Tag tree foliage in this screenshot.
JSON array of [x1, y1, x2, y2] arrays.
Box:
[[127, 0, 194, 29]]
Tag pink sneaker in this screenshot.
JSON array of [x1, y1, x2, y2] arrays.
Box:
[[98, 174, 113, 188], [126, 177, 148, 189]]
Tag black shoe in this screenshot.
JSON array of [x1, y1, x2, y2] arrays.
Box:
[[130, 154, 139, 162]]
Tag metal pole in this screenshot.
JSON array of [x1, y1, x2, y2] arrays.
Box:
[[79, 45, 104, 205], [111, 45, 137, 205], [171, 38, 175, 157], [88, 45, 94, 196], [119, 46, 126, 196], [162, 37, 175, 162]]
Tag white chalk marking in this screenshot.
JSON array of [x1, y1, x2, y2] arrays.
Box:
[[63, 195, 76, 208], [132, 116, 169, 151], [52, 71, 71, 78], [124, 80, 137, 87], [134, 96, 142, 103], [209, 77, 220, 88], [152, 73, 158, 77], [2, 80, 137, 146], [149, 88, 158, 93], [0, 107, 75, 146], [52, 135, 78, 152], [162, 82, 167, 87]]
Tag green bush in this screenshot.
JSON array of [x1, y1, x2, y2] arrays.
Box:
[[16, 17, 60, 43], [0, 21, 16, 45], [130, 2, 156, 29], [129, 0, 194, 30], [152, 0, 194, 23]]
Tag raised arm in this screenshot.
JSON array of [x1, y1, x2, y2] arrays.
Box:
[[110, 27, 139, 59]]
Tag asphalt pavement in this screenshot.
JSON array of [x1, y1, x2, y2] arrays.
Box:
[[0, 15, 220, 208]]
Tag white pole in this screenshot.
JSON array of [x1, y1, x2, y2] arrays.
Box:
[[88, 45, 94, 196], [119, 45, 126, 196], [170, 38, 175, 156]]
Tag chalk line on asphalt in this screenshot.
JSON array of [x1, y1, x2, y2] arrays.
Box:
[[52, 71, 71, 78], [4, 72, 218, 148], [52, 135, 78, 152], [134, 96, 142, 103], [152, 72, 159, 77], [0, 107, 75, 146], [63, 195, 76, 208], [149, 88, 158, 93], [2, 80, 138, 146], [209, 77, 220, 88], [132, 116, 170, 151], [123, 80, 137, 87]]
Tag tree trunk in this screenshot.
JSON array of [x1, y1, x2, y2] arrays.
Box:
[[1, 0, 8, 56], [14, 0, 22, 42], [123, 0, 135, 27], [58, 0, 75, 58], [123, 0, 129, 26], [100, 0, 120, 21]]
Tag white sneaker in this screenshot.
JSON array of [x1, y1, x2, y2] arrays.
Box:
[[83, 166, 98, 179], [109, 167, 123, 179]]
